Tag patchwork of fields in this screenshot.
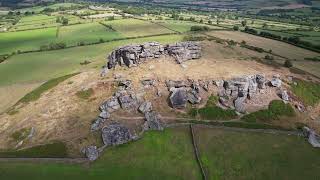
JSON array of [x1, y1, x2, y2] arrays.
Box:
[[1, 126, 320, 179]]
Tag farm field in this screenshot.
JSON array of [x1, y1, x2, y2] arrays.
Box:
[[10, 15, 59, 31], [57, 22, 123, 46], [155, 20, 225, 33], [0, 127, 202, 180], [102, 19, 174, 37], [0, 34, 183, 86], [0, 27, 57, 55], [194, 126, 320, 180], [206, 30, 320, 60]]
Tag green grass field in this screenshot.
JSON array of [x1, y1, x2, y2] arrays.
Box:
[[0, 27, 57, 55], [194, 126, 320, 180], [155, 20, 224, 33], [103, 19, 174, 37], [0, 128, 202, 180], [0, 34, 183, 86], [58, 22, 123, 45]]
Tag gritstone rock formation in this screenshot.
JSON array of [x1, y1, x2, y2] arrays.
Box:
[[102, 122, 132, 146], [105, 41, 201, 69]]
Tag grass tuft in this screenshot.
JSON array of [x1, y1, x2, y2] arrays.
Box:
[[76, 88, 94, 99]]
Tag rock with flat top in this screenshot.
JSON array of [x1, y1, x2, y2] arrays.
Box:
[[83, 146, 99, 161], [169, 87, 188, 109], [100, 97, 120, 113], [271, 74, 282, 87], [138, 102, 152, 114]]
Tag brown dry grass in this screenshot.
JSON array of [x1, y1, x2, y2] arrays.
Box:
[[0, 40, 318, 153], [206, 31, 320, 61]]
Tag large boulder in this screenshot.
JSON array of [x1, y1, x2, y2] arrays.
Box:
[[169, 87, 188, 109], [102, 122, 132, 146], [83, 146, 99, 161], [234, 96, 246, 113], [118, 93, 138, 110], [256, 74, 266, 89], [303, 127, 320, 148], [281, 90, 289, 101], [270, 74, 282, 87], [144, 111, 163, 131]]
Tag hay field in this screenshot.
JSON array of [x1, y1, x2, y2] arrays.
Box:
[[103, 19, 174, 37], [206, 30, 320, 60]]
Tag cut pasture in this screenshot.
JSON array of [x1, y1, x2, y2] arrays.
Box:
[[156, 20, 225, 33], [0, 27, 57, 55], [102, 19, 174, 37], [206, 30, 320, 60], [58, 22, 123, 46], [194, 126, 320, 180]]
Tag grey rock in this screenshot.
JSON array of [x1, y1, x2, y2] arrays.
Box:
[[91, 117, 106, 131], [138, 101, 152, 114], [169, 87, 188, 109], [141, 79, 155, 86], [144, 111, 163, 131], [281, 90, 289, 101], [102, 122, 132, 146], [256, 74, 266, 89], [118, 93, 138, 109], [165, 80, 187, 89], [166, 42, 201, 64], [303, 127, 320, 148], [214, 80, 224, 87], [100, 97, 120, 113], [100, 67, 108, 77], [83, 146, 99, 161], [271, 74, 282, 87], [118, 79, 132, 89], [99, 111, 110, 119], [187, 90, 201, 104], [234, 96, 246, 113]]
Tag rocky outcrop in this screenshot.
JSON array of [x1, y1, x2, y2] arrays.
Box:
[[138, 101, 152, 114], [166, 42, 202, 64], [143, 111, 163, 131], [100, 97, 121, 113], [106, 41, 201, 69], [169, 87, 188, 109], [83, 146, 99, 161], [281, 90, 289, 101], [102, 122, 132, 146], [271, 74, 282, 87], [303, 127, 320, 148]]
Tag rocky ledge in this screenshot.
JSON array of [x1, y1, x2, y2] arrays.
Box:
[[104, 41, 201, 70]]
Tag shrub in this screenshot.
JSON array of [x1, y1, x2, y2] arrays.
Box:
[[233, 25, 239, 31], [265, 55, 274, 60], [284, 59, 293, 68]]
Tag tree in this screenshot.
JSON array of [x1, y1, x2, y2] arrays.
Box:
[[62, 18, 69, 26], [241, 20, 247, 27], [262, 23, 268, 29], [208, 20, 212, 24], [216, 19, 220, 25], [199, 19, 203, 23], [284, 60, 293, 68], [233, 25, 239, 31]]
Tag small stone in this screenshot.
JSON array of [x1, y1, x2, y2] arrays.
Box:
[[138, 102, 152, 114], [84, 146, 99, 161], [144, 111, 163, 131]]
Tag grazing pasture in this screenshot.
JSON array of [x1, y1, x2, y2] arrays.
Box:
[[194, 126, 320, 180], [0, 27, 57, 55], [102, 19, 174, 37], [58, 22, 123, 45], [0, 34, 183, 86], [155, 20, 225, 33], [10, 15, 59, 31], [0, 127, 202, 180]]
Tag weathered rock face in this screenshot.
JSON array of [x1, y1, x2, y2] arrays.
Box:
[[106, 41, 201, 69], [83, 146, 99, 161], [303, 127, 320, 148], [281, 90, 289, 101], [271, 74, 282, 87], [100, 97, 121, 113], [166, 42, 202, 64], [165, 80, 188, 89], [187, 90, 201, 104], [169, 87, 188, 109], [91, 117, 106, 131], [144, 111, 163, 131], [138, 101, 152, 114], [102, 122, 132, 146]]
